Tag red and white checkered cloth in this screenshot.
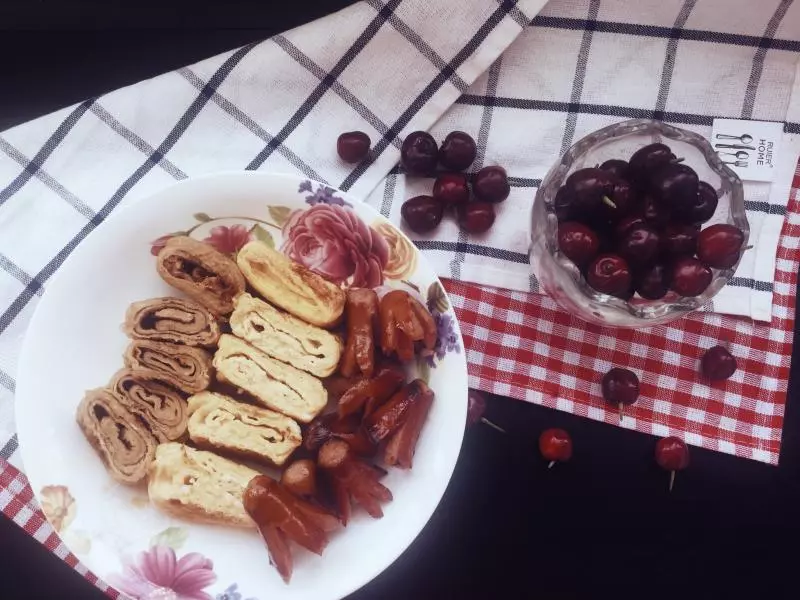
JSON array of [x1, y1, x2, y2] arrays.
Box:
[[446, 161, 800, 467]]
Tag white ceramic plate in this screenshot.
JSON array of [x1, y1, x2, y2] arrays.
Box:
[[15, 172, 467, 600]]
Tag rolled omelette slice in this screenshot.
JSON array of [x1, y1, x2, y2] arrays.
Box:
[[213, 334, 327, 423], [124, 340, 212, 395], [187, 391, 301, 466], [229, 293, 341, 378], [236, 241, 345, 328], [124, 296, 221, 347], [109, 368, 188, 442], [156, 236, 246, 315], [76, 388, 157, 484], [148, 442, 258, 528]]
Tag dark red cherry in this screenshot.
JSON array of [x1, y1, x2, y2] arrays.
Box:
[[670, 257, 712, 297], [439, 131, 477, 171], [615, 214, 646, 238], [697, 224, 745, 269], [539, 428, 573, 466], [628, 143, 676, 185], [678, 180, 718, 225], [558, 222, 600, 267], [560, 168, 617, 221], [635, 264, 669, 300], [587, 254, 632, 298], [701, 346, 737, 381], [473, 166, 510, 203], [600, 178, 639, 221], [599, 159, 629, 179], [660, 224, 698, 258], [655, 437, 690, 471], [554, 187, 571, 221], [655, 436, 690, 491], [617, 225, 660, 266], [401, 195, 443, 233], [642, 195, 671, 227], [433, 173, 470, 208], [650, 163, 699, 212], [457, 201, 495, 233], [337, 131, 371, 163], [467, 389, 505, 432], [401, 131, 438, 176], [601, 367, 640, 406]]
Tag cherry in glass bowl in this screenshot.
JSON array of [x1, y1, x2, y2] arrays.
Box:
[[530, 119, 748, 328]]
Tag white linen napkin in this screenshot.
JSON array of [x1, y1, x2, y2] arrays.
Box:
[[0, 0, 545, 467]]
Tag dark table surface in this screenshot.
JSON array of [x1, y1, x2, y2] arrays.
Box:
[[3, 2, 800, 598]]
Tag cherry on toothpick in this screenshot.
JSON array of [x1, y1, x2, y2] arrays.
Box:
[[467, 389, 505, 433], [601, 367, 640, 421], [539, 428, 573, 469], [655, 436, 690, 492]]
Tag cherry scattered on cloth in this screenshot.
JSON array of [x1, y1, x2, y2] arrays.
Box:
[[433, 173, 470, 208], [701, 345, 737, 381], [473, 166, 510, 203], [401, 131, 439, 175], [337, 131, 371, 163], [439, 131, 477, 171], [539, 428, 573, 468], [467, 389, 505, 433], [601, 367, 640, 421], [401, 195, 443, 233], [457, 202, 496, 234], [655, 436, 690, 492]]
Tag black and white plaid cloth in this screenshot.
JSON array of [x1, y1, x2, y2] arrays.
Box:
[[0, 0, 799, 467]]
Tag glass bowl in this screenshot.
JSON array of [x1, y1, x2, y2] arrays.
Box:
[[530, 119, 748, 328]]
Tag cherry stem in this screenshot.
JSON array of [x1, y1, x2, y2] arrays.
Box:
[[744, 245, 754, 251], [669, 470, 676, 492], [548, 460, 556, 469], [672, 157, 685, 164], [481, 417, 506, 433], [618, 402, 624, 422], [602, 196, 617, 209]]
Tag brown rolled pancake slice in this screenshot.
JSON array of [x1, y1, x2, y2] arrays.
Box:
[[230, 293, 341, 378], [213, 334, 327, 423], [156, 236, 246, 315], [124, 340, 212, 394], [109, 368, 189, 442], [124, 296, 220, 347], [236, 241, 345, 328], [187, 391, 301, 466], [76, 388, 157, 484]]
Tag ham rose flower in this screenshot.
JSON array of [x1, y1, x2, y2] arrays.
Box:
[[281, 204, 389, 288]]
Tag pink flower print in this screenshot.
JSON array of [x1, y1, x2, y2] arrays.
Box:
[[110, 546, 217, 600], [202, 225, 253, 255]]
